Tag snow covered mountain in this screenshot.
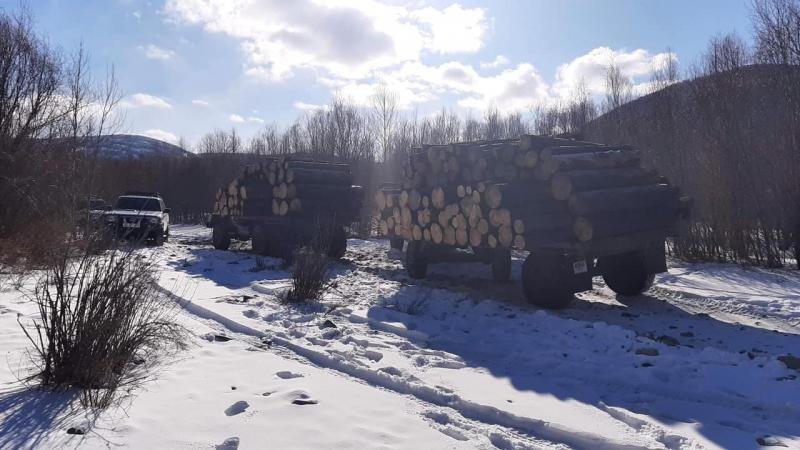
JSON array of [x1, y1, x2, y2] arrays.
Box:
[[84, 134, 193, 160]]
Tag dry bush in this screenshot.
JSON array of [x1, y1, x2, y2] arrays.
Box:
[[286, 247, 330, 303], [18, 242, 185, 408]]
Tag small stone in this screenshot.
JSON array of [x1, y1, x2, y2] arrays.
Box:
[[66, 427, 85, 435], [214, 334, 232, 342], [224, 400, 249, 416], [231, 386, 237, 390], [641, 362, 653, 367], [635, 348, 659, 357], [756, 436, 788, 447], [777, 355, 800, 371], [319, 319, 337, 329], [657, 335, 680, 347], [320, 328, 340, 339], [680, 331, 694, 337], [216, 437, 240, 450], [621, 312, 637, 318]]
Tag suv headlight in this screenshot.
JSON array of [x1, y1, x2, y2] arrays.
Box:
[[105, 215, 117, 222], [148, 217, 160, 224]]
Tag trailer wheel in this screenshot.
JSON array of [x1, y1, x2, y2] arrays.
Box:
[[491, 249, 511, 282], [327, 227, 347, 259], [404, 241, 429, 279], [212, 223, 231, 250], [389, 237, 405, 251], [252, 225, 270, 255], [522, 252, 574, 309], [599, 251, 655, 296]]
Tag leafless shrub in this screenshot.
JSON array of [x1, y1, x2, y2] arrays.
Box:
[[18, 242, 185, 408], [286, 247, 330, 303]]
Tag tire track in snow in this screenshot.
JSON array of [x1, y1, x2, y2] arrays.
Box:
[[157, 284, 661, 450]]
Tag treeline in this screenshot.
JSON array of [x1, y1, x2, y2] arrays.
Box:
[[92, 106, 533, 233], [585, 0, 800, 267], [0, 10, 123, 264]]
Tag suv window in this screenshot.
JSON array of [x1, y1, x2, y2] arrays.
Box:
[[115, 196, 162, 212]]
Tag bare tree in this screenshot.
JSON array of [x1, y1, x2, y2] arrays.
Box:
[[604, 60, 634, 111], [650, 49, 680, 92], [751, 0, 800, 64], [370, 82, 398, 161], [703, 32, 750, 74]]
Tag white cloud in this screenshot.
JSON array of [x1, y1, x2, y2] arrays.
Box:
[[142, 44, 176, 61], [411, 4, 487, 53], [120, 93, 172, 109], [192, 99, 210, 107], [140, 129, 179, 145], [328, 47, 673, 113], [132, 11, 142, 19], [246, 116, 264, 124], [164, 0, 487, 82], [552, 47, 675, 99], [480, 55, 510, 69], [229, 114, 245, 123], [293, 101, 328, 111]]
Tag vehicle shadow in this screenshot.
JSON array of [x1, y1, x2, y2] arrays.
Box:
[[167, 244, 290, 291], [0, 387, 83, 449], [366, 248, 800, 448]]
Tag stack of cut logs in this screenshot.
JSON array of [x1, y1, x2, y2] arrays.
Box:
[[214, 157, 362, 221], [374, 135, 682, 250]]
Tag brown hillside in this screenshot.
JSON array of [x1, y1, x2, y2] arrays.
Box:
[[584, 64, 800, 264]]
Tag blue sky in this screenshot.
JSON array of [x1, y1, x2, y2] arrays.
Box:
[[9, 0, 753, 147]]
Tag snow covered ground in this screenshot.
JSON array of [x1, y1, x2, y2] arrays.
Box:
[[1, 224, 799, 449]]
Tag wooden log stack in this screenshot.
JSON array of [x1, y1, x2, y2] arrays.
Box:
[[214, 157, 362, 222], [374, 135, 684, 250]]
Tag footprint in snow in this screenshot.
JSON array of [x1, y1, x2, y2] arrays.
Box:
[[224, 401, 249, 416], [215, 437, 240, 449], [289, 390, 319, 405], [363, 349, 383, 362], [275, 370, 304, 379]]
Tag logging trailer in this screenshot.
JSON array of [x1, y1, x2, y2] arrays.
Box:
[[208, 158, 363, 260], [376, 135, 690, 309]]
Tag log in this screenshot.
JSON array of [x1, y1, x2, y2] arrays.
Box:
[[456, 227, 469, 246], [550, 149, 641, 172], [513, 234, 526, 250], [469, 228, 483, 247], [430, 223, 444, 244], [519, 134, 601, 152], [498, 225, 513, 248], [569, 184, 678, 215], [573, 207, 678, 242], [289, 168, 353, 185], [550, 167, 660, 201]]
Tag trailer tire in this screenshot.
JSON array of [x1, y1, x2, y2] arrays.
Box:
[[404, 241, 429, 279], [252, 225, 270, 255], [389, 238, 405, 251], [327, 227, 347, 259], [212, 223, 231, 250], [491, 249, 512, 282], [522, 252, 574, 309], [599, 251, 655, 297]]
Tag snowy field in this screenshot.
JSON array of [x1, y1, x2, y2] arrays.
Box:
[[1, 224, 799, 449]]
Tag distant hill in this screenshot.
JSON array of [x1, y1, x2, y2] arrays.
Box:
[[581, 63, 800, 264], [83, 134, 193, 160]]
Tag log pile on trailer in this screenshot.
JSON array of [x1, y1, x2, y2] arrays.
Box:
[[375, 135, 685, 250], [214, 157, 362, 223]]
